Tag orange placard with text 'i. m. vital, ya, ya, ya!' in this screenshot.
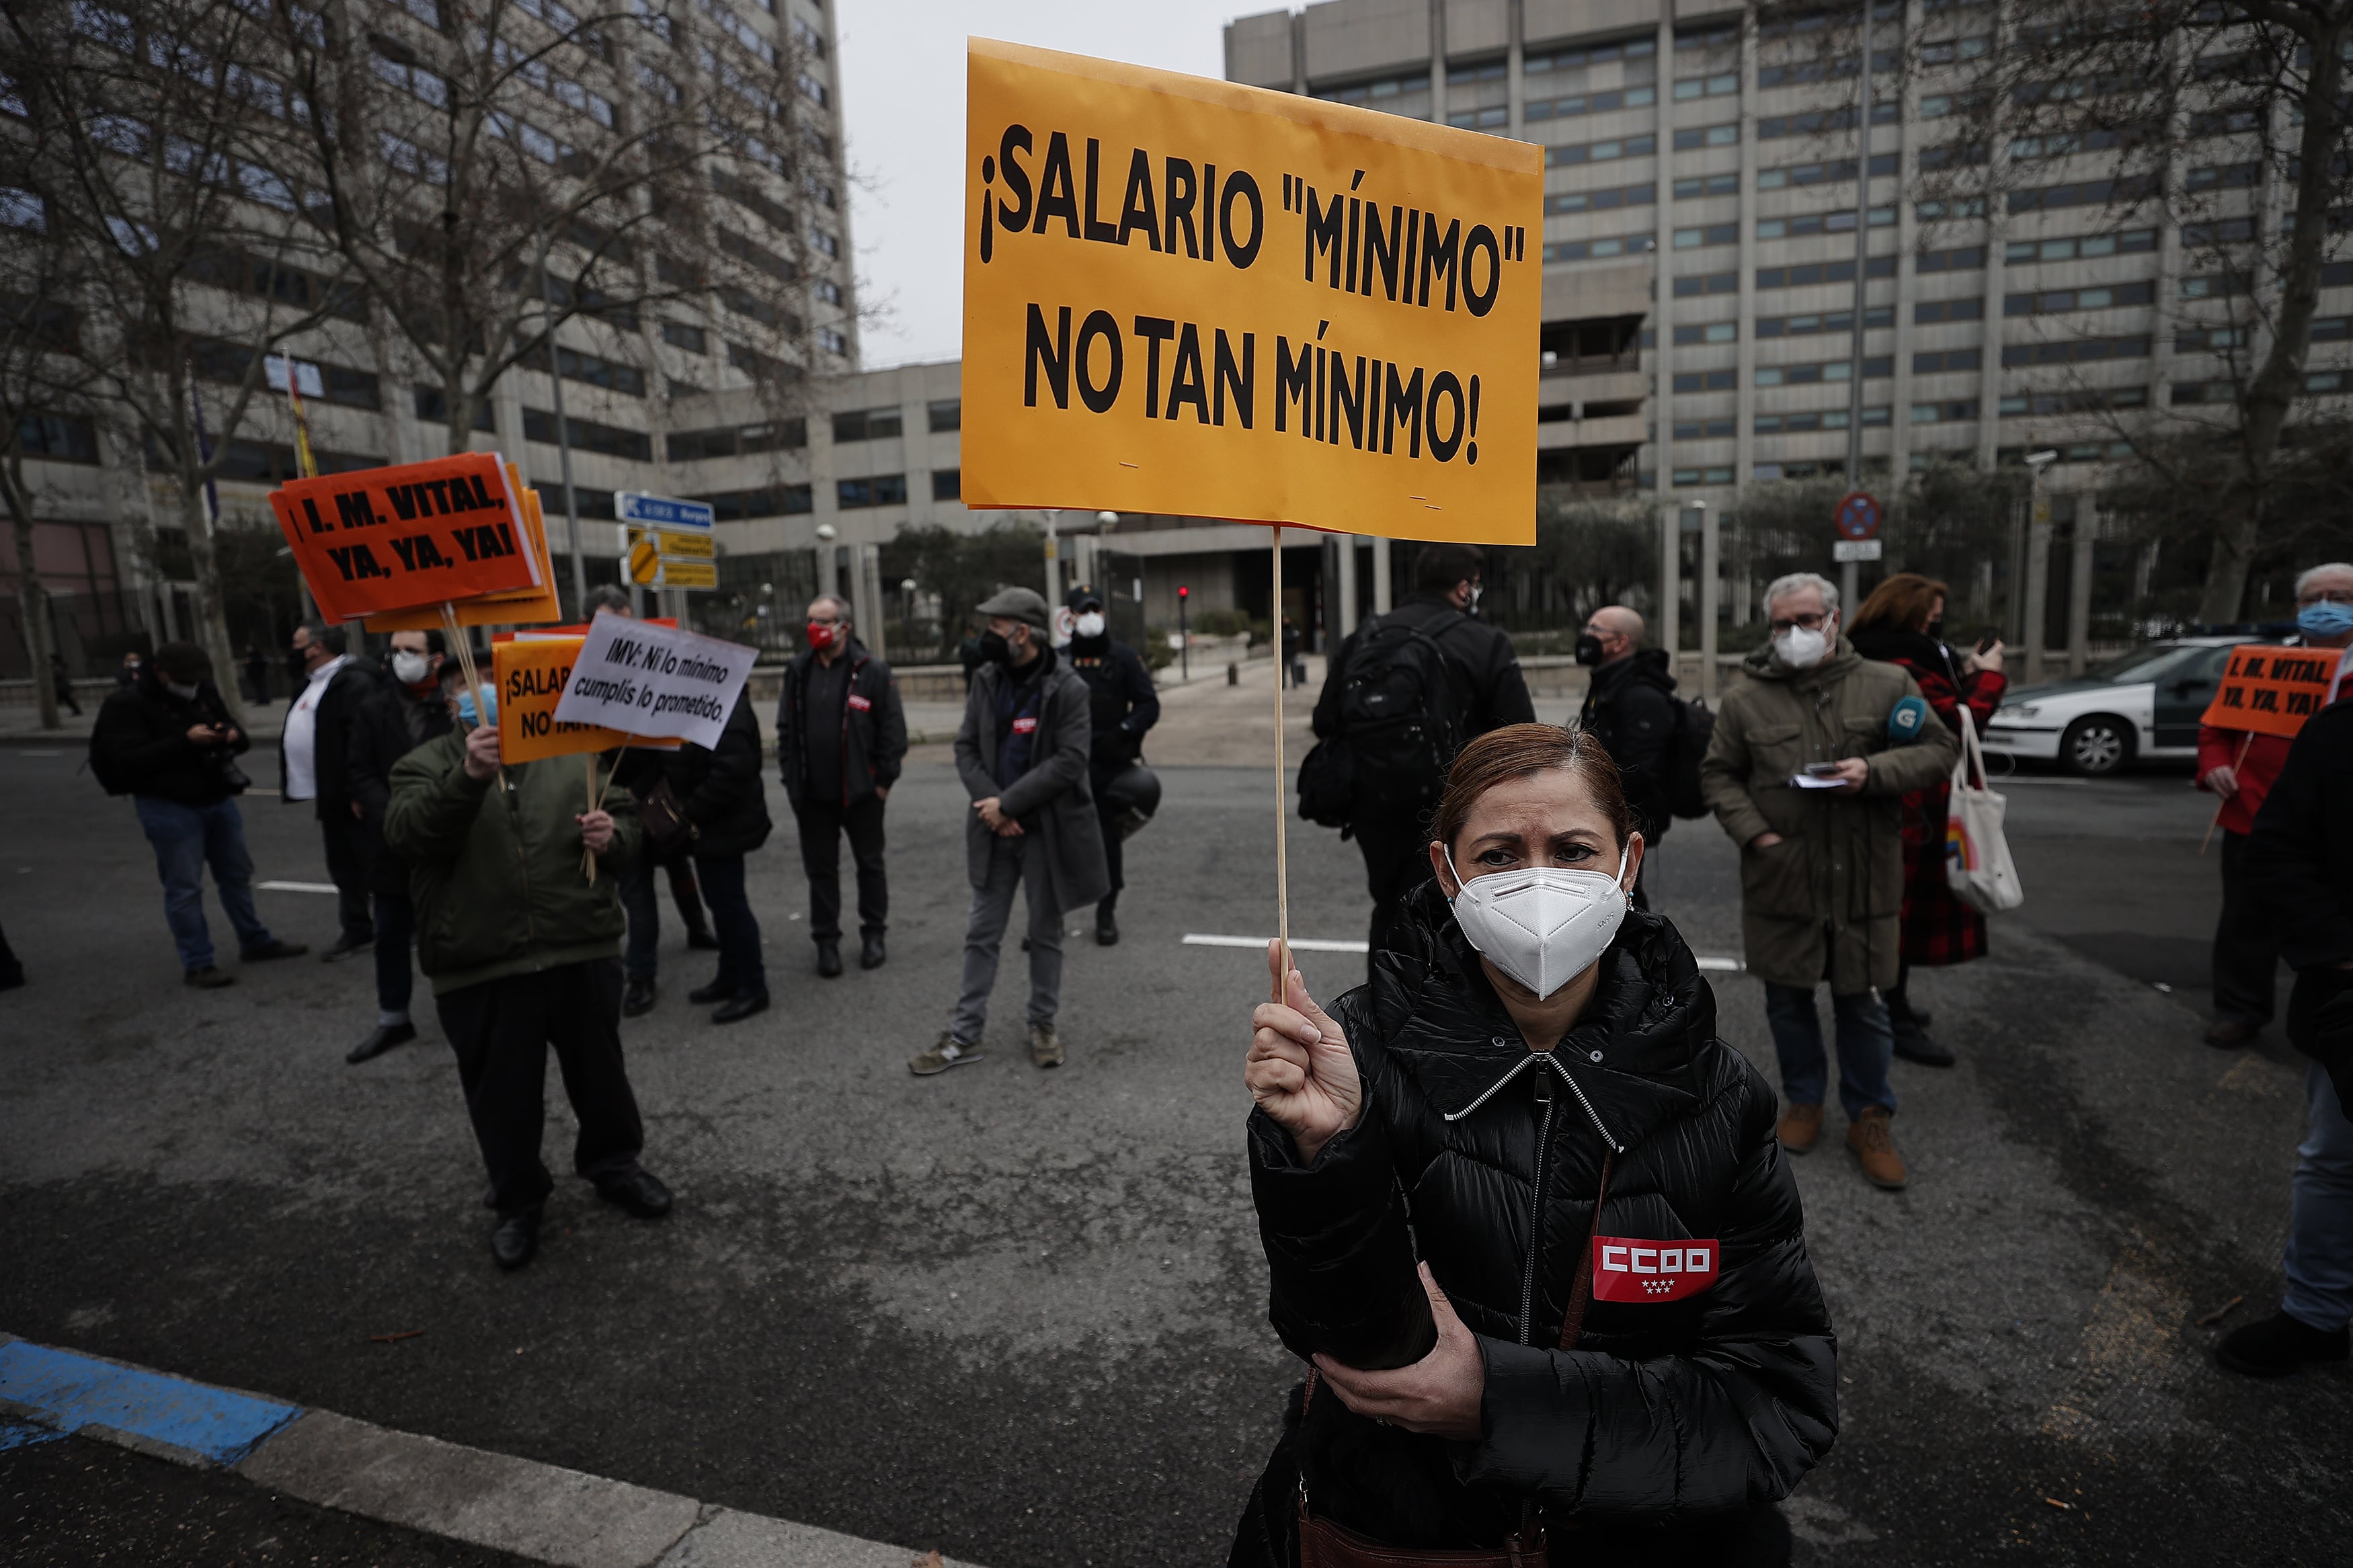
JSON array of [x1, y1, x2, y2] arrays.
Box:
[[363, 473, 563, 632], [2199, 643, 2353, 740], [270, 452, 541, 623]]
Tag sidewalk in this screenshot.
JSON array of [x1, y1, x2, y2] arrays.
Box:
[[0, 1334, 975, 1568]]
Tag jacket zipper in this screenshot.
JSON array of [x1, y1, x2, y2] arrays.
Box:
[[1519, 1071, 1558, 1347]]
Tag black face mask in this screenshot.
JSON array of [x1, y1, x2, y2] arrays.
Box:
[[1574, 632, 1607, 667], [1924, 618, 1946, 641], [978, 630, 1013, 665]]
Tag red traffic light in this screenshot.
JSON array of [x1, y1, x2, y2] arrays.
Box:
[[1177, 585, 1189, 599]]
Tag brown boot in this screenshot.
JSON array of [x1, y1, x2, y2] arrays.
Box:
[[1777, 1102, 1823, 1154], [1846, 1107, 1908, 1190]]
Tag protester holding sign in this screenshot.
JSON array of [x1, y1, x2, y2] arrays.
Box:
[[2197, 561, 2353, 1051], [1232, 725, 1835, 1565], [383, 658, 670, 1272], [911, 587, 1109, 1077]]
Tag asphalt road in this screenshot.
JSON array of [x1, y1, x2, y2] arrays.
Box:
[[1, 739, 2346, 1566]]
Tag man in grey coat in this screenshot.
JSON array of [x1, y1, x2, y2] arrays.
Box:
[[912, 586, 1111, 1076]]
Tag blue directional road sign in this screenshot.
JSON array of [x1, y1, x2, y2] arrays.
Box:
[[614, 491, 715, 532]]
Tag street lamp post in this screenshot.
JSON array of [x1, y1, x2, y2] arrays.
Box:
[[1177, 583, 1190, 682], [2020, 450, 2059, 684]]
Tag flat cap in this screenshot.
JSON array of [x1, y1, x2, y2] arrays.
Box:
[[975, 585, 1051, 630]]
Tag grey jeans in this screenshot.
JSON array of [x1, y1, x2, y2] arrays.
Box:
[[950, 831, 1062, 1045]]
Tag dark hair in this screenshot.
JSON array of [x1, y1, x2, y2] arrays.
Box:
[[153, 641, 212, 682], [1414, 542, 1487, 594], [1431, 724, 1635, 856], [584, 584, 632, 614], [1851, 572, 1950, 636], [297, 622, 348, 657]]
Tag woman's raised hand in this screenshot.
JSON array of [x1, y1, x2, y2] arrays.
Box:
[[1246, 942, 1363, 1165]]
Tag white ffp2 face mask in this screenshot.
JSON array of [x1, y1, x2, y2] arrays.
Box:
[[1074, 611, 1105, 638], [1773, 624, 1830, 669], [391, 651, 432, 686], [1445, 842, 1633, 999]]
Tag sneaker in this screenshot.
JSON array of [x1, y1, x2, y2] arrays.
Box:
[[241, 939, 308, 962], [184, 965, 235, 989], [1892, 1024, 1956, 1068], [1029, 1022, 1065, 1069], [910, 1032, 983, 1077], [1776, 1102, 1823, 1154], [1846, 1108, 1909, 1190], [2216, 1310, 2352, 1377]]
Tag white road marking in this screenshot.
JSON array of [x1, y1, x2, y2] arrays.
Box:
[[1696, 956, 1744, 972], [1184, 933, 1369, 954], [257, 880, 339, 894]]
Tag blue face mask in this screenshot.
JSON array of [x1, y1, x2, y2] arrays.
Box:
[[453, 682, 497, 726], [2298, 600, 2353, 639]]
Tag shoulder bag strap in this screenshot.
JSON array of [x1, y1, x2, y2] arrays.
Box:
[[1556, 1150, 1617, 1352]]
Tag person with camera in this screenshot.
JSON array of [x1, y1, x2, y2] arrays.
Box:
[[383, 657, 672, 1270], [1064, 583, 1158, 946], [1230, 725, 1835, 1566], [89, 641, 307, 987]]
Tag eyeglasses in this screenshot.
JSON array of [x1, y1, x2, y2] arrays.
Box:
[[1767, 612, 1831, 633], [2298, 587, 2353, 606]]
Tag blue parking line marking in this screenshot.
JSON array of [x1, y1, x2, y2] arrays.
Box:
[[0, 1342, 301, 1465], [1, 1419, 67, 1450]]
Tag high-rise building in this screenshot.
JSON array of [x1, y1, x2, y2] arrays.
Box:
[[1221, 0, 2348, 516]]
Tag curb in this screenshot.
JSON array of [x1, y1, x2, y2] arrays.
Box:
[[0, 1332, 978, 1568]]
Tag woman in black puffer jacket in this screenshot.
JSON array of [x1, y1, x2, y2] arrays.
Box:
[[661, 688, 773, 1021], [1233, 725, 1836, 1567]]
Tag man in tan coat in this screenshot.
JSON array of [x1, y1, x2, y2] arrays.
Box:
[[1702, 572, 1958, 1190]]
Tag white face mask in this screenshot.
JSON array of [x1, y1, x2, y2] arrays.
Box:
[[165, 679, 200, 702], [391, 651, 432, 685], [1773, 623, 1831, 669], [1074, 611, 1105, 639], [1445, 841, 1632, 1000]]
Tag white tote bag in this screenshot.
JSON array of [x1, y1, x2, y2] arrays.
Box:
[[1944, 710, 2024, 913]]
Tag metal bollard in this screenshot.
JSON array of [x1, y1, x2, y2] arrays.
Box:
[[1227, 663, 1238, 686]]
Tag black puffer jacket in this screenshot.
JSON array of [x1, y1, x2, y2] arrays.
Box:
[[661, 690, 772, 858], [1233, 886, 1837, 1564]]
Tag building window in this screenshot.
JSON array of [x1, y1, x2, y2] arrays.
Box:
[[1310, 69, 1429, 104], [2002, 335, 2152, 366], [813, 279, 842, 306], [1673, 418, 1737, 440], [689, 485, 813, 520], [520, 408, 651, 461], [1757, 307, 1892, 338], [2003, 281, 2157, 317], [931, 468, 960, 500], [1446, 105, 1509, 129], [835, 474, 908, 509], [1671, 466, 1735, 486], [833, 407, 902, 442], [1999, 386, 2149, 415], [1916, 245, 1986, 273], [1671, 271, 1739, 298], [927, 399, 961, 432], [1527, 36, 1656, 73], [1755, 257, 1896, 288], [413, 386, 495, 430], [1911, 401, 1979, 423], [1525, 85, 1657, 122], [1753, 407, 1890, 433], [1545, 181, 1655, 215], [662, 321, 709, 354], [1753, 357, 1892, 386], [1672, 124, 1740, 150], [1757, 153, 1897, 190], [1543, 233, 1656, 263], [1673, 73, 1738, 99], [18, 413, 100, 464], [1673, 321, 1739, 345], [2005, 229, 2159, 265], [1673, 173, 1738, 200], [1913, 298, 1983, 325], [1673, 223, 1738, 249], [2008, 174, 2159, 214], [817, 326, 849, 356], [1913, 348, 1983, 374], [809, 227, 839, 257], [1671, 369, 1737, 393], [1755, 207, 1893, 239], [668, 419, 806, 460], [1545, 133, 1656, 169]]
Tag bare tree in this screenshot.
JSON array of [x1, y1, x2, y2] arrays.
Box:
[[1767, 0, 2353, 622], [3, 0, 366, 725], [0, 110, 103, 730], [280, 0, 822, 469]]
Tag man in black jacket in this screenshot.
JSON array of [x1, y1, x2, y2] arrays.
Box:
[[2229, 700, 2353, 1376], [1064, 583, 1158, 946], [280, 622, 377, 961], [1311, 543, 1536, 965], [668, 687, 773, 1022], [341, 629, 452, 1063], [89, 643, 307, 985], [778, 594, 907, 977], [1576, 604, 1678, 903]]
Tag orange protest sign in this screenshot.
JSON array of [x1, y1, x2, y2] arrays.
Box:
[[272, 452, 541, 622], [495, 637, 636, 764], [363, 477, 562, 633], [2199, 643, 2352, 738]]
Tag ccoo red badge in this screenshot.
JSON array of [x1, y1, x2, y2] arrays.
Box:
[[1590, 1237, 1720, 1303]]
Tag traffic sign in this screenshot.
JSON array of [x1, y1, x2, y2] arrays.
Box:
[[1833, 539, 1884, 563], [614, 491, 715, 532], [618, 520, 718, 591], [1834, 491, 1882, 541]]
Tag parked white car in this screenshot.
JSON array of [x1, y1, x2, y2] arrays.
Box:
[[1982, 636, 2252, 776]]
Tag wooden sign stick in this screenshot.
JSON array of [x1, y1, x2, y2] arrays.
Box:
[[1271, 526, 1292, 1003], [2198, 731, 2255, 856]]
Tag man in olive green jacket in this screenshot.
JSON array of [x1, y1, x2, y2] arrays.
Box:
[[1702, 573, 1958, 1192], [384, 662, 673, 1271]]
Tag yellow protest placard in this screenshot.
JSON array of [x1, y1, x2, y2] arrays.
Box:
[[961, 39, 1541, 544], [494, 636, 638, 764]]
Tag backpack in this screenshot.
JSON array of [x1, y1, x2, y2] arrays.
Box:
[[1298, 610, 1467, 826], [1661, 696, 1715, 820]]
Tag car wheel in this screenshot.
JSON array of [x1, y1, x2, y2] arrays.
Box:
[[2060, 715, 2135, 777]]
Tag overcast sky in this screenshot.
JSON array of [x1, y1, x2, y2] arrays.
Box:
[[836, 1, 1253, 368]]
